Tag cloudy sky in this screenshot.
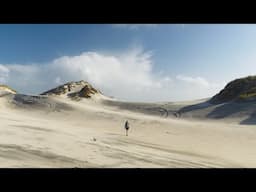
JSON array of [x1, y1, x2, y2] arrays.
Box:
[[0, 24, 256, 102]]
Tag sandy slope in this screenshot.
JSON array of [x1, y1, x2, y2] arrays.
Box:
[[1, 94, 256, 167]]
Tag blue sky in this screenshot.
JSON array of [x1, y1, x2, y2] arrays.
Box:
[[0, 24, 255, 102]]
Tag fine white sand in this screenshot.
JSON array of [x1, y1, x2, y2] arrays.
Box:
[[1, 93, 256, 168]]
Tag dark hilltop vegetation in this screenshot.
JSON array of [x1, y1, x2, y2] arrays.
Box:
[[210, 75, 256, 104]]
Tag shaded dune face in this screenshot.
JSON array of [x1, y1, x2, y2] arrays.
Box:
[[68, 85, 99, 100], [10, 94, 73, 112]]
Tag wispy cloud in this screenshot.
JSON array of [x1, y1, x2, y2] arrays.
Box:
[[176, 75, 210, 87], [176, 74, 224, 88], [180, 24, 185, 29], [112, 24, 158, 30], [113, 24, 188, 31], [174, 74, 225, 100]]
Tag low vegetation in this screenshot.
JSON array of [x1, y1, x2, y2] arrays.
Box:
[[210, 75, 256, 104]]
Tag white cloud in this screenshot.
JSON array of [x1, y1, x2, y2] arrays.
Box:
[[0, 49, 225, 102], [112, 24, 158, 30], [113, 24, 187, 30], [180, 24, 185, 29], [0, 48, 171, 101]]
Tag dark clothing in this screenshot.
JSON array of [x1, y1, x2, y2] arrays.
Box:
[[125, 121, 129, 130], [124, 121, 129, 136]]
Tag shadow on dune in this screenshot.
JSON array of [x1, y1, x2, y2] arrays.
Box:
[[206, 102, 249, 119], [240, 110, 256, 125], [205, 102, 256, 125], [12, 94, 73, 112], [102, 100, 169, 117], [178, 100, 256, 125], [104, 99, 256, 125], [178, 101, 212, 114]]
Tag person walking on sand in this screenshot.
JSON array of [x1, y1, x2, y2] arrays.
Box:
[[124, 120, 130, 136]]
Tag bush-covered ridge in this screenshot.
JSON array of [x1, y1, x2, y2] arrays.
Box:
[[210, 75, 256, 104]]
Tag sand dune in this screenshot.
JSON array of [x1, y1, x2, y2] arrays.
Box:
[[1, 90, 256, 168]]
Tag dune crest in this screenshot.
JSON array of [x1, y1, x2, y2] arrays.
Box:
[[40, 80, 105, 100], [0, 85, 16, 97]]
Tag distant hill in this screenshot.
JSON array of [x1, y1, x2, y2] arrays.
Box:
[[210, 75, 256, 104], [40, 80, 102, 100]]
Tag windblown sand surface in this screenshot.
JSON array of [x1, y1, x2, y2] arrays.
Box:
[[1, 93, 256, 168]]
